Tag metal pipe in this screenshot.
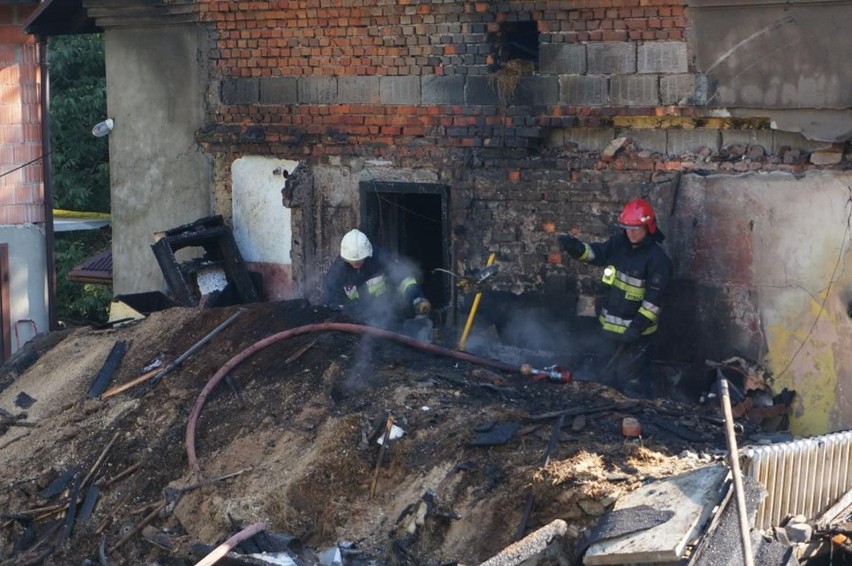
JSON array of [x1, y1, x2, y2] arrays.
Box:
[[38, 36, 57, 330], [718, 376, 754, 566], [457, 252, 495, 351], [150, 308, 244, 386], [194, 522, 266, 566], [185, 321, 522, 479]]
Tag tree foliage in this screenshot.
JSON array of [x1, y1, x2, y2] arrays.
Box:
[[50, 34, 109, 212], [49, 34, 112, 323]]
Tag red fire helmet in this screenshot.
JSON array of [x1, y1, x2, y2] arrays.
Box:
[[619, 198, 657, 234]]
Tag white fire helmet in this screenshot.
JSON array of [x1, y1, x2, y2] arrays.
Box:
[[340, 229, 373, 262]]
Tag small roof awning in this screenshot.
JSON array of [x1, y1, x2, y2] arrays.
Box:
[[24, 0, 99, 36], [68, 248, 112, 285]]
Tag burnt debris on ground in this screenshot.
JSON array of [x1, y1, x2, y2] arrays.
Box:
[[0, 300, 794, 565]]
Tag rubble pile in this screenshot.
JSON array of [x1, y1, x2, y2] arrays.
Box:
[[0, 300, 803, 565]]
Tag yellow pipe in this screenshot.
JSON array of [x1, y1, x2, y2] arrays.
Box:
[[457, 252, 496, 351]]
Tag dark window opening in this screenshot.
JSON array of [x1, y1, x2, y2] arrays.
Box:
[[359, 182, 449, 310], [489, 20, 539, 68]]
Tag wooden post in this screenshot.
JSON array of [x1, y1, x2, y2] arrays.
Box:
[[718, 376, 754, 566]]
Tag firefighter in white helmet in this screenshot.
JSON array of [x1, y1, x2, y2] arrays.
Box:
[[323, 229, 431, 325]]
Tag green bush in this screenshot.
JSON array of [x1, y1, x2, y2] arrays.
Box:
[[49, 34, 111, 324]]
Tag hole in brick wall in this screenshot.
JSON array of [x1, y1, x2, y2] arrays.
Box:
[[489, 20, 539, 68]]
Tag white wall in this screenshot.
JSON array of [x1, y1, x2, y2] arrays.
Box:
[[231, 156, 298, 264], [0, 224, 47, 352]]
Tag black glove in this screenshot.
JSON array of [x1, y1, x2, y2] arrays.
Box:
[[558, 234, 585, 259]]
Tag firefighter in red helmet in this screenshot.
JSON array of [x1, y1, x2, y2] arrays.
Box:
[[557, 198, 672, 397]]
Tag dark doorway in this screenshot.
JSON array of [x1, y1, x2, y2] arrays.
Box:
[[359, 182, 449, 308]]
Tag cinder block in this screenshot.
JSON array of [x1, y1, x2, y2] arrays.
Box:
[[259, 77, 298, 104], [721, 130, 774, 152], [221, 78, 258, 105], [667, 129, 721, 155], [422, 75, 464, 104], [772, 131, 831, 154], [610, 75, 659, 106], [465, 75, 500, 105], [379, 76, 420, 105], [660, 74, 696, 105], [563, 128, 616, 151], [694, 74, 712, 106], [539, 43, 586, 74], [621, 128, 667, 154], [338, 76, 380, 103], [638, 42, 688, 74], [587, 42, 635, 74], [560, 75, 608, 105], [514, 76, 559, 106], [297, 77, 337, 104]]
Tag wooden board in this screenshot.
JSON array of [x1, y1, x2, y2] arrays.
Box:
[[584, 464, 728, 565]]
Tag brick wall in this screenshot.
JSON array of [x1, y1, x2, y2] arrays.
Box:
[[196, 0, 847, 368], [0, 6, 42, 225], [201, 0, 694, 157]]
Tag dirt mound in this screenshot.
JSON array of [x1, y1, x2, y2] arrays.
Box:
[[0, 300, 728, 565]]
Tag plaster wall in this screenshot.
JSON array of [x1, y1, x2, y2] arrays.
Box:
[[231, 156, 298, 301], [0, 225, 47, 352], [689, 1, 852, 140], [104, 26, 213, 295], [669, 170, 852, 434]]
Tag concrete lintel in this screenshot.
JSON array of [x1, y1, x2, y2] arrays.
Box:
[[422, 75, 464, 105], [297, 77, 338, 104], [379, 76, 420, 105]]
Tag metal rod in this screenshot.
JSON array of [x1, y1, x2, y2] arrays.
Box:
[[370, 416, 394, 499], [718, 376, 754, 566], [150, 308, 245, 386]]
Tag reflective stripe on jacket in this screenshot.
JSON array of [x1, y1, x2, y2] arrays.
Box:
[[323, 246, 424, 308], [579, 232, 672, 337]]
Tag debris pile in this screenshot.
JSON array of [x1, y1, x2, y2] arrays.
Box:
[[0, 300, 818, 565]]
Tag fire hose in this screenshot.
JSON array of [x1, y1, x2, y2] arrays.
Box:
[[185, 322, 573, 479]]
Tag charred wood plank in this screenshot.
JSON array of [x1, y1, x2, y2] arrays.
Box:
[[87, 340, 129, 398]]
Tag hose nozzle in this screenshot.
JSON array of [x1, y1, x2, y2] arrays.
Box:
[[520, 363, 573, 384]]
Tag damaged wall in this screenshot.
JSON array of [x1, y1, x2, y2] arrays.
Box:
[[689, 0, 852, 142], [45, 0, 852, 434], [190, 0, 852, 433], [669, 170, 852, 436], [105, 26, 214, 296], [231, 156, 299, 301]]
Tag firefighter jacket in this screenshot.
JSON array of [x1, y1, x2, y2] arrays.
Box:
[[575, 231, 672, 339], [322, 246, 425, 316]]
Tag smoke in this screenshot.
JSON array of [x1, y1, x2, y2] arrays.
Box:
[[458, 295, 616, 380], [341, 255, 425, 391]]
